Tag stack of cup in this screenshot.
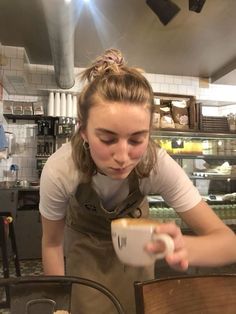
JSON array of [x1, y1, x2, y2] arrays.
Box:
[[72, 95, 77, 118], [54, 92, 61, 117], [47, 92, 54, 116], [60, 93, 67, 117], [47, 92, 77, 117], [66, 94, 73, 117]]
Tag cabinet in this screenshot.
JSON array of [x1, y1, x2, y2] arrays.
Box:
[[149, 130, 236, 231], [15, 209, 42, 259]]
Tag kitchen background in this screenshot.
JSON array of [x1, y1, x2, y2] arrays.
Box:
[[1, 4, 236, 309], [1, 42, 236, 182]]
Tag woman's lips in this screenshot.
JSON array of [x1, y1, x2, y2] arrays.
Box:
[[110, 165, 131, 173]]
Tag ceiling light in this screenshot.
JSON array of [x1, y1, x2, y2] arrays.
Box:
[[146, 0, 180, 26], [189, 0, 206, 13]]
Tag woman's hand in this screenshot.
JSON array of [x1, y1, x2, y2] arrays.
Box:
[[146, 222, 189, 271]]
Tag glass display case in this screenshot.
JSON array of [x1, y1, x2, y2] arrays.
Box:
[[149, 130, 236, 231]]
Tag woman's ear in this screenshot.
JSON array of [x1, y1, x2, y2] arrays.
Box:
[[79, 129, 88, 142]]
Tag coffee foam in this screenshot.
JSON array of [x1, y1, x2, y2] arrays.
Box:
[[112, 218, 159, 227]]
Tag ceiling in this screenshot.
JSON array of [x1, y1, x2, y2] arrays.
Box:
[[1, 0, 236, 85]]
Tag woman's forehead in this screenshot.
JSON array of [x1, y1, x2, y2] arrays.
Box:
[[87, 102, 151, 133]]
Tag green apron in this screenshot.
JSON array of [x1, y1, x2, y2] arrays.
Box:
[[65, 171, 154, 314]]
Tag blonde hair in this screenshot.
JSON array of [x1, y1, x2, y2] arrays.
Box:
[[71, 48, 157, 181]]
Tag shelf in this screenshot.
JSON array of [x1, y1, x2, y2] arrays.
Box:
[[35, 155, 51, 159], [152, 130, 236, 139], [171, 154, 236, 160], [3, 114, 44, 122], [190, 175, 236, 180]]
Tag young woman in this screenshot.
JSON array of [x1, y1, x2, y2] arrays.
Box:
[[39, 48, 236, 313]]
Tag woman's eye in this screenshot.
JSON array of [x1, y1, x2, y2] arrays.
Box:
[[129, 139, 143, 145], [99, 137, 144, 145], [100, 138, 117, 144]]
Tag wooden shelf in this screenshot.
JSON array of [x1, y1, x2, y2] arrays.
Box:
[[190, 175, 236, 181], [171, 154, 236, 160], [152, 130, 236, 139], [3, 114, 45, 122]]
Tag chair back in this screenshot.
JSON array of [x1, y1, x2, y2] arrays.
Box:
[[0, 275, 125, 314], [134, 274, 236, 314]]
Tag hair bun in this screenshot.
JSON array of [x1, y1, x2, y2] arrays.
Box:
[[102, 48, 125, 67], [86, 48, 126, 81]]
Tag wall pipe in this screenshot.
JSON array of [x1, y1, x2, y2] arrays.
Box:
[[41, 0, 76, 89]]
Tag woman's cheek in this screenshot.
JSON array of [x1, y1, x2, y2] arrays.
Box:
[[130, 144, 148, 159], [90, 142, 110, 160]]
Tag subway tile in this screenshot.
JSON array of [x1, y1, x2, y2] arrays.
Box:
[[178, 85, 188, 95], [164, 75, 174, 84], [186, 86, 197, 95], [151, 83, 160, 93], [154, 74, 165, 83], [17, 47, 25, 58], [10, 58, 24, 71], [173, 76, 183, 85], [160, 83, 169, 93], [32, 73, 42, 84], [182, 77, 192, 86], [168, 84, 179, 94], [3, 46, 17, 58]]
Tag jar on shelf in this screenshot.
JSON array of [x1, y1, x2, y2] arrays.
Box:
[[227, 113, 236, 132]]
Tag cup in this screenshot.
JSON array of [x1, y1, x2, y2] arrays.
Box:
[[111, 218, 174, 267]]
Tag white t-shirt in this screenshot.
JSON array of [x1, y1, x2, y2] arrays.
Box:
[[39, 142, 201, 221]]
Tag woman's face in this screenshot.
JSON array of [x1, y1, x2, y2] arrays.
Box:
[[81, 101, 151, 180]]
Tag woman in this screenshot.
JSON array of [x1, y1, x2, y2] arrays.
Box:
[[39, 48, 236, 314]]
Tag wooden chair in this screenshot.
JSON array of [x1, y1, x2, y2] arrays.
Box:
[[0, 276, 125, 314], [134, 274, 236, 314]]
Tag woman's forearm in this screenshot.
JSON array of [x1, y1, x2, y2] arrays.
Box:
[[42, 242, 65, 275], [41, 216, 65, 275], [184, 227, 236, 267]]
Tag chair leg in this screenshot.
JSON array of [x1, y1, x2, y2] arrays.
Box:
[[0, 217, 10, 279], [9, 222, 21, 277], [0, 217, 10, 308]]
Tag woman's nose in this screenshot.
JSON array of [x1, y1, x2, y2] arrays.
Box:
[[113, 141, 129, 165]]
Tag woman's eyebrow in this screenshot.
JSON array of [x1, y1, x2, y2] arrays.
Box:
[[95, 128, 149, 136], [95, 128, 116, 135]]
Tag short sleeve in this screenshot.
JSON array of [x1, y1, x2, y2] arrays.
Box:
[[141, 148, 202, 212]]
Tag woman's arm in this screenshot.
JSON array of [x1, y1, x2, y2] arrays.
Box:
[[180, 200, 236, 266], [147, 200, 236, 271], [41, 215, 65, 275]]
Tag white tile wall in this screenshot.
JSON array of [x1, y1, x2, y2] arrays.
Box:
[[0, 90, 41, 182]]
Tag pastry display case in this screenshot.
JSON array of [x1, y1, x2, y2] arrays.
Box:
[[149, 130, 236, 231]]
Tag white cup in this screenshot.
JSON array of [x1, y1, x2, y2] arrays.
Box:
[[111, 218, 174, 267], [60, 93, 67, 117], [54, 92, 61, 117], [66, 94, 73, 117], [47, 92, 54, 116]]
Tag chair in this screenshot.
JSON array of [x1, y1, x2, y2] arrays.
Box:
[[0, 275, 125, 314], [0, 212, 21, 279], [134, 274, 236, 314], [0, 212, 21, 308]]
